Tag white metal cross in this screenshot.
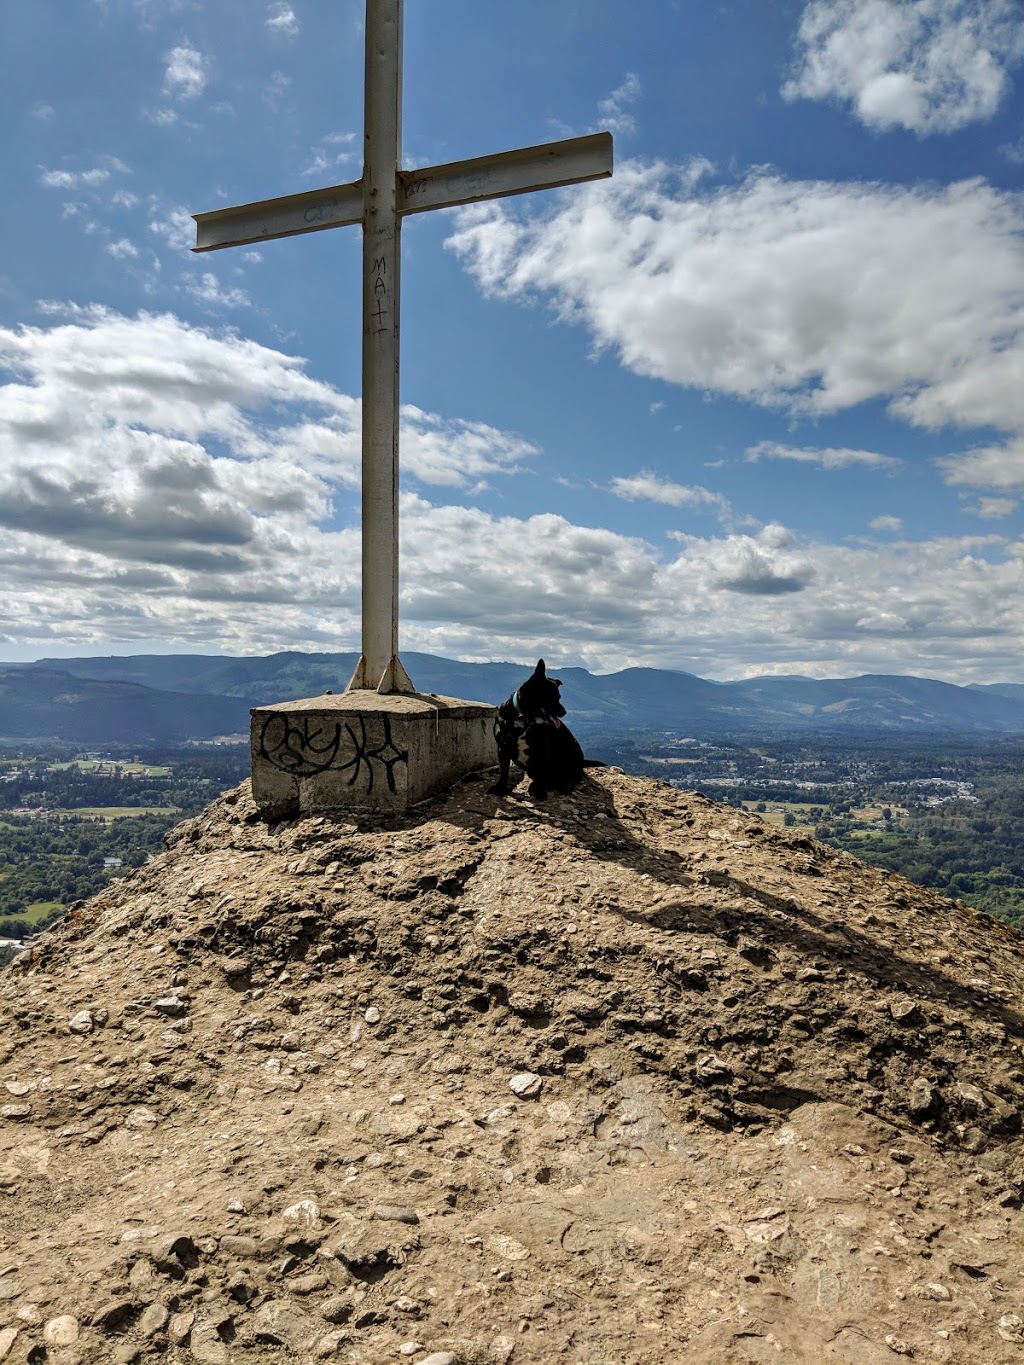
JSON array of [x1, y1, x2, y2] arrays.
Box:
[[193, 1, 612, 695]]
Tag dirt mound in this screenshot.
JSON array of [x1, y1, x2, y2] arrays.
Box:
[[3, 769, 1024, 1363]]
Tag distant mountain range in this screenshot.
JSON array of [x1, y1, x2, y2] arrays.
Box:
[[1, 651, 1023, 744]]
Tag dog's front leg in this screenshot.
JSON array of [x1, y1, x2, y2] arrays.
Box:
[[488, 751, 512, 795]]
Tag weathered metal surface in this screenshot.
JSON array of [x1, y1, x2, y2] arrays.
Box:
[[355, 0, 408, 694], [192, 132, 612, 255], [192, 180, 363, 253], [399, 132, 612, 216]]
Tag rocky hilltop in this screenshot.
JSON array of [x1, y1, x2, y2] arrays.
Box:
[[3, 770, 1024, 1363]]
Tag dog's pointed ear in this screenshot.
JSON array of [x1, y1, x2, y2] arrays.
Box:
[[533, 659, 546, 677]]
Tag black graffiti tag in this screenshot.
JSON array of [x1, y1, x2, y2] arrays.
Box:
[[337, 714, 408, 793], [259, 714, 342, 776], [259, 711, 408, 792]]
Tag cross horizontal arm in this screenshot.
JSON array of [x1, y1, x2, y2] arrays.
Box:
[[192, 132, 612, 254], [398, 131, 612, 216], [193, 180, 364, 253]]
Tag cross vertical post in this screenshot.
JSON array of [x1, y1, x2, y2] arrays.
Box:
[[192, 1, 613, 712], [350, 0, 413, 694]]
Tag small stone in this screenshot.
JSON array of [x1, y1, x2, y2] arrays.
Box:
[[908, 1077, 936, 1118], [956, 1082, 986, 1115], [890, 1149, 913, 1165], [282, 1199, 321, 1223], [189, 1321, 230, 1363], [167, 1310, 195, 1345], [227, 1198, 247, 1214], [398, 1344, 424, 1358], [138, 1303, 169, 1337], [883, 1335, 912, 1355], [925, 1283, 951, 1301], [509, 1072, 543, 1099], [42, 1315, 80, 1346], [321, 1296, 353, 1324], [155, 997, 186, 1017], [490, 1336, 515, 1364], [890, 998, 919, 1022], [3, 1081, 32, 1097], [419, 1353, 457, 1365], [69, 1010, 93, 1034], [961, 1126, 988, 1154], [0, 1104, 30, 1122], [388, 1093, 406, 1105], [364, 1006, 381, 1024], [374, 1203, 419, 1224], [998, 1314, 1024, 1342], [0, 1329, 17, 1360], [91, 1297, 135, 1331]]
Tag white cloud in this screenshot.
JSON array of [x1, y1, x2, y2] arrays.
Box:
[[266, 3, 299, 38], [149, 206, 200, 253], [597, 72, 642, 137], [39, 157, 131, 191], [869, 514, 903, 531], [1, 307, 1021, 681], [143, 107, 182, 128], [32, 102, 55, 122], [747, 440, 900, 469], [163, 43, 207, 101], [611, 471, 730, 516], [186, 273, 252, 310], [105, 238, 140, 260], [964, 495, 1018, 518], [446, 161, 1024, 455], [303, 132, 358, 179], [937, 437, 1024, 488], [784, 0, 1024, 134]]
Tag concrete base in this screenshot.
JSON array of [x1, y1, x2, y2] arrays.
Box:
[[250, 690, 497, 817]]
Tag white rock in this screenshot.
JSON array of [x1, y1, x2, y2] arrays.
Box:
[[509, 1072, 543, 1098], [364, 1006, 381, 1024], [282, 1199, 321, 1223], [68, 1010, 93, 1035], [42, 1316, 80, 1346]]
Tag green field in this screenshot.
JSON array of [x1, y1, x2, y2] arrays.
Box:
[[54, 805, 179, 820], [47, 760, 171, 776]]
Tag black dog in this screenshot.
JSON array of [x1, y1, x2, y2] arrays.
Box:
[[488, 659, 588, 799]]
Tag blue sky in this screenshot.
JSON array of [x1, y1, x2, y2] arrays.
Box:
[[2, 0, 1023, 683]]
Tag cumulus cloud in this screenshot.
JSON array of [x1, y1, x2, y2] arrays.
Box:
[[39, 157, 131, 191], [597, 73, 642, 137], [163, 43, 207, 100], [266, 4, 299, 38], [611, 471, 730, 516], [784, 0, 1024, 134], [149, 206, 198, 253], [937, 437, 1024, 488], [105, 238, 140, 260], [446, 161, 1024, 495], [747, 441, 900, 469], [964, 495, 1018, 518], [870, 514, 904, 531], [303, 131, 358, 179], [1, 307, 1021, 680], [186, 272, 252, 311]]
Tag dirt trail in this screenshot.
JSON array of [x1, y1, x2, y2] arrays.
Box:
[[3, 769, 1024, 1363]]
